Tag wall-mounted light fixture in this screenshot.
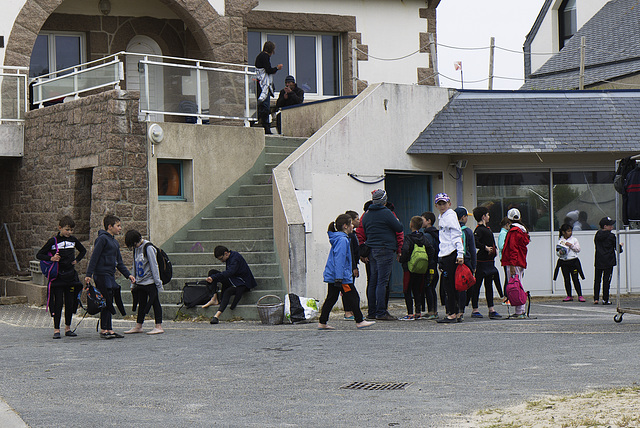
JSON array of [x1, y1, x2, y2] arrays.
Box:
[[98, 0, 111, 16]]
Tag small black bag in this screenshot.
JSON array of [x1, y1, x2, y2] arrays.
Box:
[[86, 284, 107, 315], [182, 281, 213, 309]]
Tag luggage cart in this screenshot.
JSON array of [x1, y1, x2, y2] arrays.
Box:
[[613, 155, 640, 323]]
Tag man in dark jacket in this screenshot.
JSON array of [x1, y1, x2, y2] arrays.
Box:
[[594, 217, 621, 305], [356, 189, 403, 320], [205, 245, 258, 324], [275, 75, 304, 134]]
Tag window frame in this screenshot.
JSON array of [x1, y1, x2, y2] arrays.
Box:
[[249, 30, 342, 99], [474, 167, 614, 233], [558, 0, 577, 50], [157, 159, 186, 202], [29, 31, 87, 78]]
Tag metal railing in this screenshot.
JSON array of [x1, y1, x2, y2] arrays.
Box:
[[137, 54, 257, 126], [31, 53, 124, 108], [30, 51, 258, 126], [0, 66, 28, 122]]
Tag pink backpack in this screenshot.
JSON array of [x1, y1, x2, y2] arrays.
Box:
[[505, 275, 528, 306]]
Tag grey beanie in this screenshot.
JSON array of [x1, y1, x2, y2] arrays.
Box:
[[371, 189, 387, 205]]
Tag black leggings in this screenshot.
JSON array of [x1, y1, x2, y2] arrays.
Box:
[[49, 284, 77, 329], [594, 267, 613, 302], [134, 284, 163, 325], [218, 284, 249, 313], [403, 272, 425, 315], [560, 259, 582, 297], [439, 252, 460, 316], [469, 262, 500, 309], [320, 283, 364, 324]]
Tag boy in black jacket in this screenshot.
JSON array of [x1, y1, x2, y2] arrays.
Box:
[[470, 206, 502, 319], [398, 216, 436, 320], [594, 217, 622, 305], [37, 215, 87, 339]]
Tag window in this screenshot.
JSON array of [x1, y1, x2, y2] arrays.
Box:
[[158, 160, 185, 201], [29, 32, 86, 78], [248, 31, 341, 97], [559, 0, 577, 50], [476, 169, 615, 233]]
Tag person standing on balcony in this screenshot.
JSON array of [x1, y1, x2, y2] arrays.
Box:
[[255, 41, 283, 135]]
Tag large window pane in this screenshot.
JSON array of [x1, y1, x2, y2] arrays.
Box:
[[29, 35, 49, 78], [322, 35, 340, 96], [553, 171, 614, 231], [477, 172, 550, 232], [266, 34, 289, 93], [248, 31, 261, 67], [55, 35, 81, 75], [295, 35, 317, 93]]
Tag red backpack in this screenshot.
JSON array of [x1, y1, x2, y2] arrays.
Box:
[[455, 263, 476, 291]]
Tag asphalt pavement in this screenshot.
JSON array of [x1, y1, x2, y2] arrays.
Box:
[[1, 296, 640, 427]]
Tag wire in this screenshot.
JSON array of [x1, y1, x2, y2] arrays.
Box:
[[347, 173, 385, 184]]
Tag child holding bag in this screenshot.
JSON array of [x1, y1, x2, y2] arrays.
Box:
[[501, 208, 530, 319], [555, 223, 585, 302], [318, 214, 375, 330]]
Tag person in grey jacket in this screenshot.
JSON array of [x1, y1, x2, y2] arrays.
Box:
[[124, 230, 164, 335]]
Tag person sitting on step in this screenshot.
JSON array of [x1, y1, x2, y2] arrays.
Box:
[[202, 246, 258, 324]]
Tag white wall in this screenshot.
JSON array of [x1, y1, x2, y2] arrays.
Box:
[[255, 0, 430, 86], [282, 83, 451, 301], [529, 0, 607, 74]]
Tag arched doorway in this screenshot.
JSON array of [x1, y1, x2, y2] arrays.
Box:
[[126, 35, 164, 122]]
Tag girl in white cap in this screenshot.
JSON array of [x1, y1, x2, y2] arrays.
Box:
[[501, 208, 530, 318]]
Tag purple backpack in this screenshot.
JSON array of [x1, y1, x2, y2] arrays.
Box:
[[505, 275, 527, 306]]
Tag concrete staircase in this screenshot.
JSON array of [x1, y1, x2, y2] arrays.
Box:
[[122, 135, 306, 321]]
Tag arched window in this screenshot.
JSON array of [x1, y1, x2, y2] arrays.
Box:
[[559, 0, 577, 50]]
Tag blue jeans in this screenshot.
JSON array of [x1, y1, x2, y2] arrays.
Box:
[[369, 247, 396, 318]]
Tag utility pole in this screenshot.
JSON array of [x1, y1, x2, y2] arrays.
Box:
[[488, 37, 495, 90], [428, 33, 440, 87], [579, 36, 586, 90]]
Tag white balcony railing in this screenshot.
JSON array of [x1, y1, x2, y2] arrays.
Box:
[[0, 66, 28, 123], [30, 52, 257, 126]]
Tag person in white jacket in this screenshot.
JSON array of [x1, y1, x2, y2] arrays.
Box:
[[556, 223, 585, 302], [434, 193, 465, 323]]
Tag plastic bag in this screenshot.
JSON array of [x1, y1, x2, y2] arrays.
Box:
[[284, 293, 319, 324]]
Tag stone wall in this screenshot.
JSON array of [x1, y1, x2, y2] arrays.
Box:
[[0, 90, 146, 275]]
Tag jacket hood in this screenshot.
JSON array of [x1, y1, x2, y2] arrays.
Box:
[[98, 229, 112, 238], [328, 231, 347, 245], [367, 204, 387, 211]]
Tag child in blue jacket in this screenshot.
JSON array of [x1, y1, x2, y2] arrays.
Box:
[[318, 214, 375, 330]]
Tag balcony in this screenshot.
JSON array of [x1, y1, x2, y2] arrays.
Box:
[[0, 66, 28, 157]]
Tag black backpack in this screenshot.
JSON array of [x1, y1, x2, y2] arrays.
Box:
[[144, 243, 173, 285]]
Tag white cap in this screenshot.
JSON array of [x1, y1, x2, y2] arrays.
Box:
[[507, 208, 521, 221]]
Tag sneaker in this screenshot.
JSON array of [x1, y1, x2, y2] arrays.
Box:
[[376, 313, 397, 321], [578, 296, 586, 302], [112, 332, 124, 339], [425, 314, 438, 320], [65, 331, 77, 337], [414, 313, 422, 320], [52, 332, 61, 339], [603, 301, 612, 305], [398, 315, 415, 321], [593, 300, 599, 305], [436, 317, 457, 323], [511, 313, 526, 319], [563, 296, 573, 302], [210, 316, 219, 324], [471, 312, 483, 318], [488, 311, 502, 319], [456, 315, 464, 323], [343, 315, 355, 320]]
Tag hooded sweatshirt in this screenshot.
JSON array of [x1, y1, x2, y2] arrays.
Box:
[[133, 239, 163, 289], [501, 223, 530, 269], [323, 231, 353, 284], [86, 229, 131, 280], [357, 204, 404, 251], [594, 229, 619, 269]]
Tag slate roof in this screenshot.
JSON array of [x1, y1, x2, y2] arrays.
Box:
[[522, 0, 640, 90], [407, 90, 640, 154]]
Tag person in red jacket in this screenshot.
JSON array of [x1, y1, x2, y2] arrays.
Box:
[[501, 208, 530, 318]]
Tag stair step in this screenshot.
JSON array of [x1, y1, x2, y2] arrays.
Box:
[[200, 216, 272, 229], [172, 263, 281, 278], [226, 195, 272, 206], [168, 251, 278, 265], [173, 239, 274, 253], [165, 276, 283, 291], [238, 184, 272, 196], [185, 227, 273, 241], [214, 205, 273, 217], [252, 174, 272, 185]]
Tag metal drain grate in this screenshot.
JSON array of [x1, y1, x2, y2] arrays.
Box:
[[340, 382, 411, 391]]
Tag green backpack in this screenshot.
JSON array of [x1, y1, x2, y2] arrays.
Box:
[[408, 243, 429, 274]]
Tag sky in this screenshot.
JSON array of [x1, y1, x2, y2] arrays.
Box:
[[436, 0, 546, 90]]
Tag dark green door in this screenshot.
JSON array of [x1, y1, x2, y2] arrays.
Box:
[[384, 173, 432, 298]]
